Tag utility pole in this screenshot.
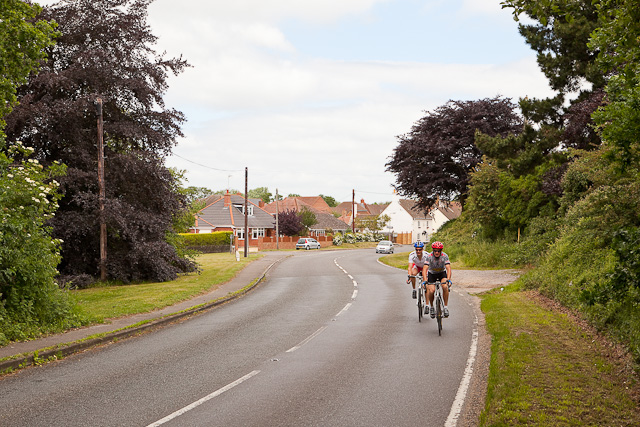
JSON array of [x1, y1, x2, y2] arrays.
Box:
[[275, 188, 279, 250], [352, 189, 355, 233], [96, 98, 107, 281], [244, 167, 248, 258]]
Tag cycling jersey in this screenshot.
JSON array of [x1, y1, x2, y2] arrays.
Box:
[[426, 252, 450, 273], [408, 250, 428, 269]]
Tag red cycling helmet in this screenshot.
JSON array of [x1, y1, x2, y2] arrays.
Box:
[[431, 241, 444, 250]]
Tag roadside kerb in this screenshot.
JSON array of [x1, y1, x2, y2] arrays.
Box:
[[0, 255, 289, 374]]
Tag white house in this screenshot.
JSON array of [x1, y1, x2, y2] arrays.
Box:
[[380, 195, 461, 244]]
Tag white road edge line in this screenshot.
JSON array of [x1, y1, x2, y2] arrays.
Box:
[[445, 318, 479, 427], [351, 289, 358, 299], [146, 370, 261, 427], [286, 326, 328, 353]]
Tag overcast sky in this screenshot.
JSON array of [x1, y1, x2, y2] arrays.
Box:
[[38, 0, 554, 203]]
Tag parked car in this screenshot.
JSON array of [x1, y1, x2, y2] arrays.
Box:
[[296, 237, 321, 250], [375, 240, 394, 254]]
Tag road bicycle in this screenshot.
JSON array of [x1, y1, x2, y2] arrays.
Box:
[[428, 280, 452, 336], [408, 274, 426, 322]]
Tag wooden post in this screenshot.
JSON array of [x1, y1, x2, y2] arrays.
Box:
[[96, 98, 107, 281]]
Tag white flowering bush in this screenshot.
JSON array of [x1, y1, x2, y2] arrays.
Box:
[[332, 231, 384, 246], [0, 142, 84, 344]]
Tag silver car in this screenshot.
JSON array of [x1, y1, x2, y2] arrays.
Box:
[[375, 240, 394, 254], [296, 237, 321, 250]]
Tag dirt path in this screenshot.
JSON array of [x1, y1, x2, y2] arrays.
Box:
[[453, 269, 521, 294]]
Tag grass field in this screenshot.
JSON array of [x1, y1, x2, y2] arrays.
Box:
[[71, 253, 261, 321]]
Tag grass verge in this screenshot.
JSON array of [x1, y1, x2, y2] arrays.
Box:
[[480, 286, 640, 426], [71, 252, 262, 320]]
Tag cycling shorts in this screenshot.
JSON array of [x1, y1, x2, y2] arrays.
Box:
[[427, 271, 447, 283]]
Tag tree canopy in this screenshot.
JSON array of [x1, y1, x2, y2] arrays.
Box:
[[4, 0, 195, 282], [386, 96, 523, 210]]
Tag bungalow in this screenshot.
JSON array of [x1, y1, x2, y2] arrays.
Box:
[[190, 191, 276, 250], [263, 196, 351, 236]]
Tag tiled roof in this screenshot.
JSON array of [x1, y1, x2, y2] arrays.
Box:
[[309, 213, 350, 231], [195, 193, 275, 229], [398, 199, 431, 220]]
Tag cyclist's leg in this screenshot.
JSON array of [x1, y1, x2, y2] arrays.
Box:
[[440, 278, 450, 317], [409, 265, 419, 298], [442, 278, 449, 305]]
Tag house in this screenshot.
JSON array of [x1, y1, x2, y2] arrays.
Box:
[[264, 196, 351, 236], [190, 191, 276, 250], [332, 199, 390, 231], [380, 195, 461, 244]]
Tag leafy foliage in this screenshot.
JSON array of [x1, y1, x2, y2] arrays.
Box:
[[4, 0, 196, 282], [248, 187, 272, 203], [0, 1, 57, 133], [298, 207, 317, 230], [0, 143, 86, 343], [386, 96, 522, 209], [319, 194, 338, 207], [278, 209, 304, 236]]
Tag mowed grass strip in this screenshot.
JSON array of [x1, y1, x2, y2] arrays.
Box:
[[480, 289, 640, 427], [71, 253, 262, 320]]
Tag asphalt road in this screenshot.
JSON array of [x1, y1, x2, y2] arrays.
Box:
[[0, 249, 479, 427]]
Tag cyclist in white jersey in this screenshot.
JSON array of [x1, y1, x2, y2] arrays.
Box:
[[406, 241, 428, 299], [424, 241, 452, 318]]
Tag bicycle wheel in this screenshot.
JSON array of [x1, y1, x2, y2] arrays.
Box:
[[436, 293, 442, 336], [417, 287, 423, 322]]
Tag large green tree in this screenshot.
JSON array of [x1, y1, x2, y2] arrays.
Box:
[[5, 0, 196, 283]]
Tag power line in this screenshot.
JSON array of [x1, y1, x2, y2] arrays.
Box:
[[171, 153, 243, 173]]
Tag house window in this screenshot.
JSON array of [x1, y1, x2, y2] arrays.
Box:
[[252, 228, 265, 239], [236, 228, 244, 240], [234, 204, 253, 216], [417, 221, 421, 228]]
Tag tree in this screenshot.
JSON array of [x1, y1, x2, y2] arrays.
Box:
[[4, 0, 196, 282], [182, 185, 213, 204], [319, 194, 338, 207], [299, 207, 317, 231], [278, 209, 304, 236], [0, 0, 57, 135], [589, 0, 640, 174], [386, 96, 522, 210], [248, 186, 272, 203]]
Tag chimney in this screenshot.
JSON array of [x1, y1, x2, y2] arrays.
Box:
[[259, 200, 265, 208], [224, 190, 231, 207]]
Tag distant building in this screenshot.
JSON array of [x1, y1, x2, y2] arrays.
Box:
[[380, 195, 461, 244]]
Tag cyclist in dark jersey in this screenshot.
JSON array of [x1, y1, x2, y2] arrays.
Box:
[[424, 241, 452, 318]]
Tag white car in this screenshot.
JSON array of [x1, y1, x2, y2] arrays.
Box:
[[296, 237, 321, 250], [375, 240, 394, 254]]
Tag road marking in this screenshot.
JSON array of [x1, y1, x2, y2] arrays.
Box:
[[146, 370, 260, 426], [286, 326, 328, 353], [335, 302, 352, 317], [351, 289, 358, 299], [445, 317, 479, 427]]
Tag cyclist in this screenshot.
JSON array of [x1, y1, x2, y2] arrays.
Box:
[[406, 241, 428, 299], [424, 241, 452, 318]]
